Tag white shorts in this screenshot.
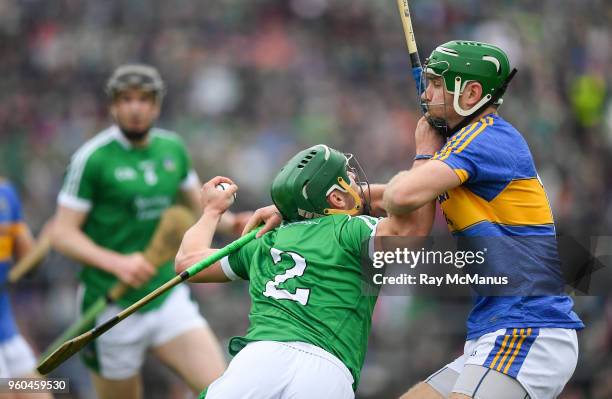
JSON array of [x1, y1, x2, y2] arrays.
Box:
[[204, 341, 355, 399], [82, 285, 207, 379], [426, 328, 579, 399], [0, 334, 37, 378]]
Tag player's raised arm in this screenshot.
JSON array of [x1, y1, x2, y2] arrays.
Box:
[[179, 170, 252, 237], [175, 176, 238, 282], [383, 116, 454, 216], [375, 204, 436, 238], [379, 116, 448, 238]]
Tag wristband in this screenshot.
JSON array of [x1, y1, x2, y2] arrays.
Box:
[[414, 154, 433, 161]]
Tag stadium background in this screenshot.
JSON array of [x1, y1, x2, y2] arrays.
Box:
[[1, 0, 611, 397]]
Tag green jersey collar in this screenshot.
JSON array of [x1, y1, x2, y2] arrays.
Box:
[[111, 125, 152, 150], [111, 125, 133, 149]]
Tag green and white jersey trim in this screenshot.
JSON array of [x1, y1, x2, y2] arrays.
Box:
[[58, 126, 199, 212], [354, 215, 379, 235], [220, 256, 241, 281], [147, 129, 200, 190], [353, 215, 380, 259], [58, 127, 118, 212], [181, 170, 199, 191], [146, 128, 200, 191]]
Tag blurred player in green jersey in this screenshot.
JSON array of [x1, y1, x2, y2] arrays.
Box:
[[51, 64, 248, 399], [175, 140, 443, 398]]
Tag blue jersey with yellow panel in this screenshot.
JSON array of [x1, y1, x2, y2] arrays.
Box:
[[0, 179, 24, 342], [432, 113, 583, 340]]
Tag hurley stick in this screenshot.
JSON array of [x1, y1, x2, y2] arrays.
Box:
[[8, 233, 51, 283], [396, 0, 427, 111], [37, 226, 260, 375], [39, 206, 195, 361]]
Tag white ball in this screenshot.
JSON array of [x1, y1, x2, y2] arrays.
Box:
[[215, 182, 237, 204]]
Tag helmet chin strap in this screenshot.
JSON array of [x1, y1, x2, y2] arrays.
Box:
[[426, 115, 451, 137], [324, 176, 363, 216], [422, 95, 453, 137], [443, 68, 518, 137], [452, 76, 492, 116]]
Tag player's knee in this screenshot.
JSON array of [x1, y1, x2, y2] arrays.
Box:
[[400, 381, 445, 399]]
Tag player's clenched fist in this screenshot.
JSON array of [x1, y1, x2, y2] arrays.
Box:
[[200, 176, 238, 214], [415, 116, 445, 155], [110, 252, 156, 288]]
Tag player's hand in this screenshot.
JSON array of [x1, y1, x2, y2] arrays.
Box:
[[111, 253, 156, 288], [415, 116, 445, 155], [232, 211, 254, 236], [200, 176, 238, 214], [241, 205, 282, 238]]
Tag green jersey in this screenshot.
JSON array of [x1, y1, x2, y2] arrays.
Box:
[[220, 214, 380, 390], [58, 126, 197, 311]]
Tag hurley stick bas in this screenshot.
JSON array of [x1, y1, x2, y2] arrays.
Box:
[[8, 232, 51, 284], [37, 226, 261, 375], [396, 0, 426, 109], [39, 205, 195, 361]]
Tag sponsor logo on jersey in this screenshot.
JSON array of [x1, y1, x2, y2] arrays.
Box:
[[134, 195, 171, 220], [139, 161, 158, 186], [114, 166, 137, 181], [163, 158, 176, 172]]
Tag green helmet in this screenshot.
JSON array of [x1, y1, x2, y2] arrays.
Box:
[[271, 145, 363, 222], [106, 64, 166, 100], [425, 41, 511, 116]]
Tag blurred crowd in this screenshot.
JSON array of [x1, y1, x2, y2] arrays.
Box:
[[1, 0, 611, 398]]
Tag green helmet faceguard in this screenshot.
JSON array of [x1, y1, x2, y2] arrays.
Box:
[[425, 41, 512, 117], [271, 145, 366, 222], [106, 64, 166, 101]]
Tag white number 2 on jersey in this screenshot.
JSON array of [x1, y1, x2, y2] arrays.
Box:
[[263, 248, 310, 306]]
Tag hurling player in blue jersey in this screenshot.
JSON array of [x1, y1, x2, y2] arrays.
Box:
[[0, 178, 52, 398], [385, 41, 583, 399]]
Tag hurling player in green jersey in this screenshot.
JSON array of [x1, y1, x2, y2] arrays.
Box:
[[50, 64, 248, 399], [175, 141, 443, 398]]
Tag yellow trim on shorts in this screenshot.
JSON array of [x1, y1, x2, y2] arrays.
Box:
[[496, 328, 520, 372], [489, 332, 511, 370], [503, 328, 532, 374]]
